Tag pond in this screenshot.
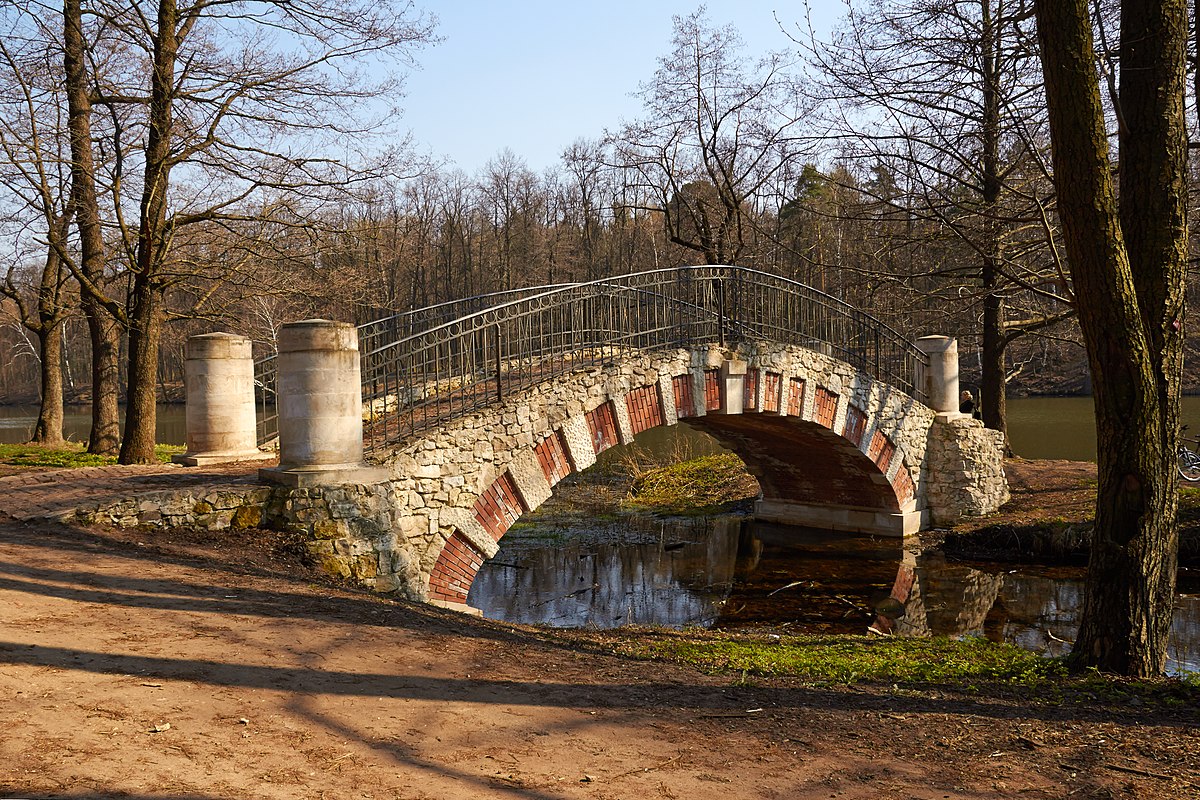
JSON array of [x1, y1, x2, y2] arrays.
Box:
[[0, 404, 187, 446], [1005, 394, 1200, 461], [467, 515, 1200, 676]]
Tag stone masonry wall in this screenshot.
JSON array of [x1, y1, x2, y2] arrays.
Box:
[[924, 416, 1010, 525], [72, 484, 273, 531]]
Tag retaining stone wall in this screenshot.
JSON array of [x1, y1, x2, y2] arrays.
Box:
[[72, 485, 273, 531]]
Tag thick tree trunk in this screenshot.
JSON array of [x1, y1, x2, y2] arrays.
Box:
[[29, 220, 70, 447], [83, 298, 121, 455], [119, 0, 177, 464], [1035, 0, 1186, 676], [118, 278, 161, 464], [31, 324, 65, 447], [64, 0, 121, 456], [978, 0, 1007, 437], [980, 263, 1007, 435]]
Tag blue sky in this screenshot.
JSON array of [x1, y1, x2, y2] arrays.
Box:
[[399, 1, 841, 174]]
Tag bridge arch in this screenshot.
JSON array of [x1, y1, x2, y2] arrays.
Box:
[[374, 341, 934, 607], [241, 266, 1008, 607]]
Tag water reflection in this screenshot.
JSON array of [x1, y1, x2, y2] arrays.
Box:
[[469, 515, 1200, 675], [468, 516, 748, 627], [0, 404, 186, 445]]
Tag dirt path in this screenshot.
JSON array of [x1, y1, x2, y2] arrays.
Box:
[[1, 511, 1198, 797]]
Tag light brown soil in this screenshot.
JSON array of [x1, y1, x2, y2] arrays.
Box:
[[969, 459, 1099, 529], [1, 511, 1198, 800]]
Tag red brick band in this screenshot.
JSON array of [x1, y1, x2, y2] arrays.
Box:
[[626, 385, 664, 435], [586, 401, 619, 454]]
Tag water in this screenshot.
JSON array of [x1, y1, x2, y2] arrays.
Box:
[[469, 517, 1200, 675], [0, 404, 187, 445], [467, 394, 1200, 671], [1006, 395, 1200, 461]]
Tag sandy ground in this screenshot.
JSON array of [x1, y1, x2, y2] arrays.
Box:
[[1, 491, 1199, 798]]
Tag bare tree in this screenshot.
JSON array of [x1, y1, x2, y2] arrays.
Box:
[[59, 0, 436, 463], [63, 0, 121, 454], [609, 10, 809, 266], [801, 0, 1071, 435], [0, 14, 79, 446]]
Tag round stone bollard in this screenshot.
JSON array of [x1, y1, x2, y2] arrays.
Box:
[[173, 332, 273, 466], [915, 335, 961, 416], [259, 319, 386, 487]]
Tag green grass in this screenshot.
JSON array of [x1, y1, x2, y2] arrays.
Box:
[[1179, 485, 1200, 511], [606, 630, 1200, 705], [628, 452, 759, 513], [627, 633, 1063, 686], [0, 442, 184, 469]]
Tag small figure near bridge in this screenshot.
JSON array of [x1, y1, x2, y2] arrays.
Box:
[[960, 390, 982, 420]]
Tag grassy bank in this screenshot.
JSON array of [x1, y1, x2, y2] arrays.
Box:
[[568, 628, 1200, 703], [0, 442, 184, 470]]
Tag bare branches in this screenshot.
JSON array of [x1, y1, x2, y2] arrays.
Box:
[[607, 9, 813, 266]]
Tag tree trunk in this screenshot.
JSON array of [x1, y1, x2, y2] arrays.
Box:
[[118, 277, 161, 464], [980, 264, 1007, 435], [978, 0, 1007, 436], [28, 216, 71, 447], [31, 323, 65, 447], [1035, 0, 1186, 676], [119, 0, 178, 464], [83, 297, 121, 455], [64, 0, 121, 456]]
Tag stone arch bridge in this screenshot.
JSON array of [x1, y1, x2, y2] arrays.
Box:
[[176, 266, 1008, 610]]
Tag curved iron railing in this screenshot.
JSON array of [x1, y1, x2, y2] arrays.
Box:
[[346, 266, 928, 454], [253, 283, 578, 444]]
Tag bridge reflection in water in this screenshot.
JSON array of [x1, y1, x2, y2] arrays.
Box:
[[467, 517, 1200, 676]]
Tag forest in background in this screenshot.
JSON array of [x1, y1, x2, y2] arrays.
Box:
[[2, 1, 1199, 444]]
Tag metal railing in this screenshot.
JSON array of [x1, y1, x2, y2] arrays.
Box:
[[335, 266, 928, 454], [253, 283, 578, 444]]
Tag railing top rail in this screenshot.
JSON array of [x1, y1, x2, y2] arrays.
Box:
[[255, 281, 581, 362], [355, 281, 582, 330], [361, 265, 923, 362]]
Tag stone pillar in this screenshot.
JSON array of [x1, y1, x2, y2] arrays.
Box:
[[915, 335, 960, 416], [719, 358, 747, 415], [173, 333, 273, 466], [259, 320, 386, 487]]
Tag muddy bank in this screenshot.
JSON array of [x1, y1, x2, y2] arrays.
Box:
[[939, 459, 1200, 566]]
